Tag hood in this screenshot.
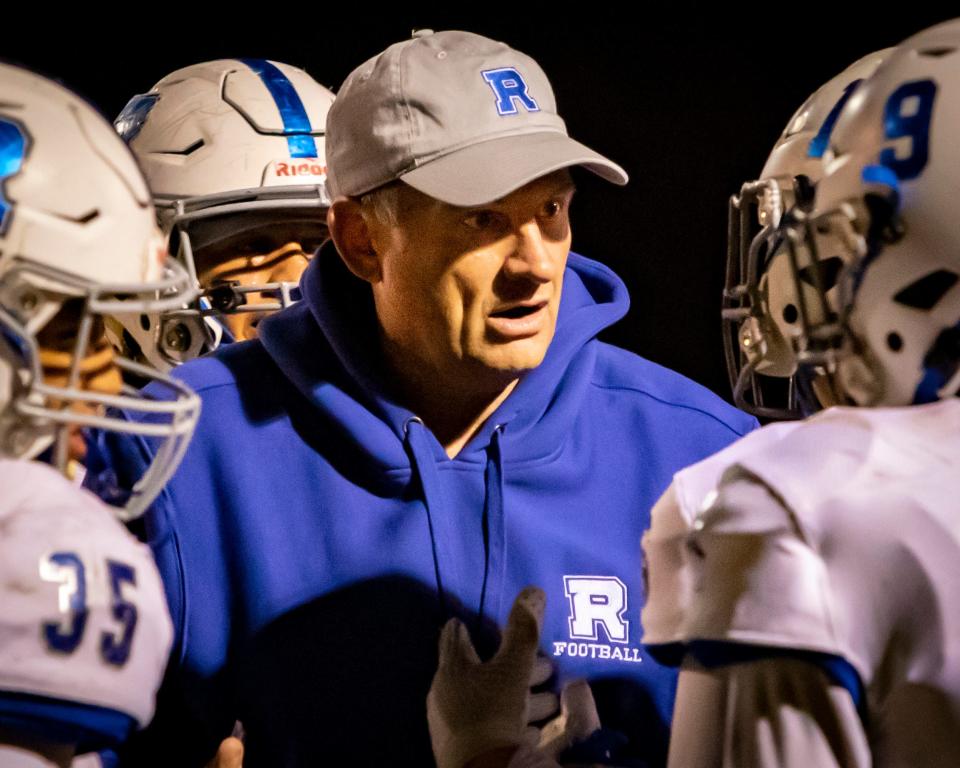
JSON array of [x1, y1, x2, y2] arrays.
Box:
[[258, 245, 629, 475]]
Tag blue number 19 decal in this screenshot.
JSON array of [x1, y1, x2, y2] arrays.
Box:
[[881, 79, 937, 181], [0, 118, 27, 235], [41, 553, 88, 654], [101, 561, 138, 666]]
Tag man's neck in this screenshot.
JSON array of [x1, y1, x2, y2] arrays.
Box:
[[430, 379, 518, 458], [382, 340, 518, 458]]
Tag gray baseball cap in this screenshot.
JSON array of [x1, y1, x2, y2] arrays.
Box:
[[325, 30, 628, 206]]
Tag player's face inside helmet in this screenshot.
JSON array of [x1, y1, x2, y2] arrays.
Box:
[[191, 221, 320, 342], [35, 300, 122, 465], [360, 171, 575, 393]]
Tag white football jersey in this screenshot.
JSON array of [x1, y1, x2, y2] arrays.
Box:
[[0, 459, 172, 746], [642, 399, 960, 764]]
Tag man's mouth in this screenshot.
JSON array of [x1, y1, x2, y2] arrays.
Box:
[[486, 301, 549, 339], [489, 301, 547, 320]]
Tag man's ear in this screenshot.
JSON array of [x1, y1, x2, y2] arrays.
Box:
[[327, 198, 383, 284]]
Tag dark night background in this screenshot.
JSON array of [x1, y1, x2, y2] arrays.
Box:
[[4, 7, 950, 402]]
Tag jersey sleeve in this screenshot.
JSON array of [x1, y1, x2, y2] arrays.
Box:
[[678, 472, 844, 657], [640, 482, 697, 664], [646, 469, 870, 715]]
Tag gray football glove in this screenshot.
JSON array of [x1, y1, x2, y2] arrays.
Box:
[[428, 587, 547, 768]]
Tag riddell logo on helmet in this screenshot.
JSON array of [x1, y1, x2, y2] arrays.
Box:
[[272, 160, 327, 178]]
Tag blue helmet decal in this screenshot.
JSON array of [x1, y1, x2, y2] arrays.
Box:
[[861, 162, 901, 199], [481, 68, 540, 116], [115, 93, 160, 144], [807, 79, 863, 159], [880, 78, 937, 181], [0, 117, 27, 235], [240, 58, 318, 159]]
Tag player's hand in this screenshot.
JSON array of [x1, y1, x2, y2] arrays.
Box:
[[205, 736, 244, 768], [537, 680, 601, 757], [428, 586, 546, 768], [528, 652, 559, 723]]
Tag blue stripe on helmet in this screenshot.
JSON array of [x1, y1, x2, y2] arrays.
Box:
[[861, 162, 900, 195], [808, 79, 862, 159], [239, 58, 318, 159], [0, 118, 27, 235]]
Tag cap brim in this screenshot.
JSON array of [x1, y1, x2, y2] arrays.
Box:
[[399, 131, 628, 207]]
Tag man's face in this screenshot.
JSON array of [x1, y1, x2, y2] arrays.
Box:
[[370, 170, 575, 388], [196, 243, 311, 342], [193, 222, 320, 341], [36, 301, 122, 464]]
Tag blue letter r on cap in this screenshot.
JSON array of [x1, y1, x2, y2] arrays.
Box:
[[482, 68, 540, 116]]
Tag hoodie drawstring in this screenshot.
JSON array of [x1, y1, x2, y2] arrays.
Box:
[[404, 417, 459, 617], [478, 425, 506, 626], [404, 418, 507, 626]]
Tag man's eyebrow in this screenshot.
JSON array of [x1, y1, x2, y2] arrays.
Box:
[[549, 180, 577, 196]]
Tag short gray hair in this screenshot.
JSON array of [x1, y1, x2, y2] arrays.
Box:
[[358, 182, 403, 228]]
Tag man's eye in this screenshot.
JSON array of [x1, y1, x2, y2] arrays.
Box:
[[543, 200, 563, 218], [463, 211, 498, 230]]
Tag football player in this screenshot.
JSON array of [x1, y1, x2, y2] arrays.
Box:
[[0, 62, 199, 766], [643, 19, 960, 767], [113, 59, 335, 368]]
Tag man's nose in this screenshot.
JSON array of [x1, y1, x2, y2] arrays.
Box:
[[503, 220, 557, 283]]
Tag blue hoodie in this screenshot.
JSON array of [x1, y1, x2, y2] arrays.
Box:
[[91, 250, 756, 767]]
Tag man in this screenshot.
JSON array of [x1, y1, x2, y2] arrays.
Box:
[[112, 59, 335, 367], [94, 30, 755, 766], [0, 62, 194, 767]]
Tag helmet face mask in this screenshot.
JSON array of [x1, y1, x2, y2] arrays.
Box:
[[724, 48, 891, 419], [0, 63, 200, 520]]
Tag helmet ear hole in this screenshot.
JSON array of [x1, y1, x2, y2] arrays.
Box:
[[139, 314, 151, 332], [887, 332, 904, 352], [783, 304, 799, 324], [121, 329, 144, 362], [793, 174, 815, 208]]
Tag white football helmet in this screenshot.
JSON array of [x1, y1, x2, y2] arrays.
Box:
[[724, 49, 890, 418], [782, 19, 960, 408], [0, 63, 200, 520], [116, 58, 335, 365]]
